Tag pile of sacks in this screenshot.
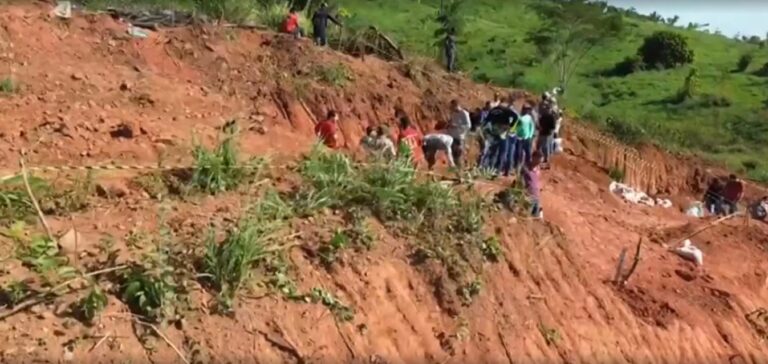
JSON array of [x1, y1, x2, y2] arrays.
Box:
[[609, 181, 672, 208]]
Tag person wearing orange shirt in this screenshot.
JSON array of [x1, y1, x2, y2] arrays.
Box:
[[315, 110, 339, 148], [282, 7, 303, 38], [397, 115, 422, 164]]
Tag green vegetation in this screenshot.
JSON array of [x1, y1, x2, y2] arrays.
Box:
[[191, 120, 265, 194], [334, 0, 768, 180], [0, 280, 30, 307], [0, 76, 17, 94], [201, 202, 291, 312], [74, 287, 108, 324], [121, 246, 182, 323]]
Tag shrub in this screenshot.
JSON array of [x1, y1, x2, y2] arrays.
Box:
[[608, 167, 626, 182], [737, 53, 753, 72], [0, 77, 17, 94], [700, 94, 732, 108], [742, 160, 759, 171], [674, 67, 698, 103], [611, 55, 645, 76], [637, 31, 694, 69], [605, 117, 646, 145], [755, 62, 768, 77]]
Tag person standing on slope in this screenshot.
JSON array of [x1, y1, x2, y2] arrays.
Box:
[[521, 150, 544, 218], [444, 29, 457, 73], [446, 99, 471, 169], [536, 108, 557, 169], [312, 2, 342, 47], [514, 105, 535, 171], [315, 110, 340, 149]]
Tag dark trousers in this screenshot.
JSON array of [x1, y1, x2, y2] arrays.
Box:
[[451, 138, 464, 169], [500, 137, 518, 176], [445, 50, 456, 72], [313, 27, 327, 46], [537, 133, 554, 162], [515, 138, 533, 169]]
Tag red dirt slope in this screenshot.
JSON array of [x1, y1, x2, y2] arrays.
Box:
[[1, 3, 768, 364]]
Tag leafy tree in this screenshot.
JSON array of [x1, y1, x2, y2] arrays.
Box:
[[433, 0, 465, 47], [637, 31, 694, 69], [666, 15, 679, 26], [526, 0, 624, 90]]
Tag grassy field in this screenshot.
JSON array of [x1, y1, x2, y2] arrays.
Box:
[[336, 0, 768, 180]]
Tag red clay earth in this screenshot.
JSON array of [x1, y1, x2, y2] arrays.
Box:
[[1, 3, 768, 363]]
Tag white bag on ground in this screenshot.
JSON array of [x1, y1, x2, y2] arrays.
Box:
[[674, 239, 703, 266], [686, 202, 704, 218]]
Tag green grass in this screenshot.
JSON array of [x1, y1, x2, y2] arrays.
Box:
[[336, 0, 768, 180]]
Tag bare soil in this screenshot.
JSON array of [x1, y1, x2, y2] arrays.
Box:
[[1, 3, 768, 363]]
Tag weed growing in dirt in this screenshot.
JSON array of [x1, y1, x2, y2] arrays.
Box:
[[42, 172, 95, 216], [201, 194, 295, 312], [191, 121, 265, 194], [0, 176, 46, 222], [202, 219, 271, 312], [121, 248, 181, 323], [297, 147, 497, 310], [13, 227, 77, 285], [0, 76, 17, 94], [74, 286, 108, 324], [344, 209, 375, 250], [313, 63, 353, 88], [0, 280, 30, 307], [538, 323, 561, 346], [306, 287, 354, 322], [318, 229, 349, 267], [458, 279, 483, 305], [608, 167, 626, 182], [480, 237, 502, 262]]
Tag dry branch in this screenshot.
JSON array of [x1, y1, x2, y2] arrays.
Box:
[[19, 153, 54, 243], [0, 265, 128, 321], [613, 247, 627, 284], [621, 239, 643, 285]]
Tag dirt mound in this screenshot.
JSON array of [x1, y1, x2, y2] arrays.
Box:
[[1, 3, 768, 364]]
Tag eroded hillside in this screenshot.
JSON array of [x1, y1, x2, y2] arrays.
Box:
[[1, 4, 768, 364]]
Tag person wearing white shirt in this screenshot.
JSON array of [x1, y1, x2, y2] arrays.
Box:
[[446, 99, 471, 168], [422, 133, 455, 170], [373, 126, 397, 160]]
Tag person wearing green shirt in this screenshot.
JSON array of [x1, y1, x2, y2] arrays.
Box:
[[514, 105, 535, 169]]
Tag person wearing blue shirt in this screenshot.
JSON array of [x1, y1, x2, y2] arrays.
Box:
[[514, 105, 535, 170]]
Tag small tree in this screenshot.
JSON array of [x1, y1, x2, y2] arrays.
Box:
[[737, 53, 753, 72], [526, 0, 624, 90], [637, 31, 694, 69], [675, 67, 699, 102], [433, 0, 465, 46]]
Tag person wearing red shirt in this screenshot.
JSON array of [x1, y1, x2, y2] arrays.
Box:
[[315, 110, 339, 148], [282, 8, 303, 38], [397, 115, 422, 163], [722, 174, 745, 215]]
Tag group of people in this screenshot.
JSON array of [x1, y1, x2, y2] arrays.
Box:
[[704, 174, 768, 222], [704, 174, 744, 216], [313, 90, 561, 218], [282, 2, 342, 46], [474, 88, 564, 176]]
